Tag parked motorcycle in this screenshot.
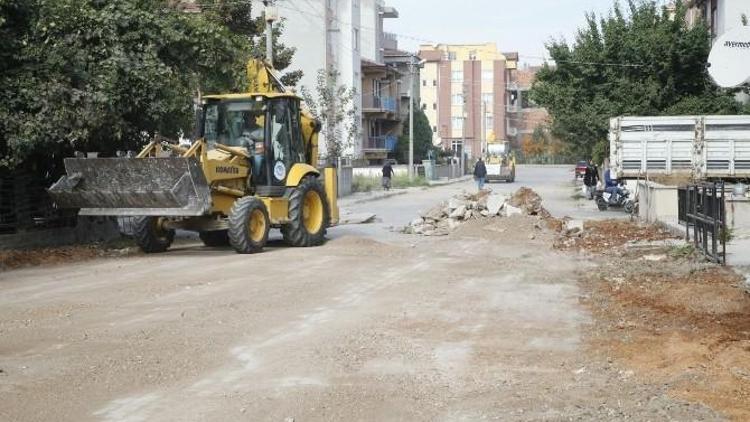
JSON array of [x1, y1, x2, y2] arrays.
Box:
[[595, 184, 635, 213]]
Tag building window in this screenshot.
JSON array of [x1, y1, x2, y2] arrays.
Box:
[[433, 102, 437, 110], [448, 51, 457, 61], [451, 70, 463, 82], [432, 79, 437, 86], [451, 94, 463, 105], [422, 79, 426, 86], [353, 28, 360, 51], [485, 114, 493, 130], [432, 126, 437, 133], [481, 93, 493, 104], [422, 103, 427, 110], [452, 116, 464, 131], [482, 69, 493, 80]]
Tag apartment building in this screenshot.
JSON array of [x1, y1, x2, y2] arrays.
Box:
[[685, 0, 749, 39], [418, 43, 518, 160], [509, 65, 550, 146], [359, 4, 402, 164]]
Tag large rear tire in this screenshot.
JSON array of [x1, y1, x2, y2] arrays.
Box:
[[199, 230, 229, 247], [228, 196, 270, 254], [282, 176, 330, 247], [133, 216, 174, 253]]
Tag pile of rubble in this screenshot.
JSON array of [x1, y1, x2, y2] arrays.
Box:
[[403, 187, 549, 236]]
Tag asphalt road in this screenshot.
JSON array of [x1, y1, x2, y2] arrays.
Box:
[[0, 165, 715, 421]]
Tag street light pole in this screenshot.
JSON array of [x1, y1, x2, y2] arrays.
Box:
[[408, 61, 415, 180], [408, 86, 414, 180]]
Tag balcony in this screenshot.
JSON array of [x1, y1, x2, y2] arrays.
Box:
[[363, 95, 398, 114], [363, 135, 398, 152]]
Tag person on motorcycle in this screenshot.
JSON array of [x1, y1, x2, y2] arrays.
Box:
[[603, 168, 623, 202]]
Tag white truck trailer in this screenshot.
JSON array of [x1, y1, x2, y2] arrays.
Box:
[[609, 115, 750, 179]]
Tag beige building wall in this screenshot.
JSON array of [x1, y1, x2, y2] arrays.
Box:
[[420, 62, 440, 146], [418, 43, 517, 158]]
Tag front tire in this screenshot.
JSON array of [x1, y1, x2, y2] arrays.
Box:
[[282, 176, 330, 247], [596, 197, 608, 211], [228, 196, 270, 254], [133, 216, 174, 253]]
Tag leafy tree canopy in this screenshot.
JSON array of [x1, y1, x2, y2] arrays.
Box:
[[396, 104, 434, 163], [529, 0, 743, 163], [0, 0, 301, 169]]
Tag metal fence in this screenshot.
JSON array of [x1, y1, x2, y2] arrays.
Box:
[[0, 171, 77, 235], [682, 182, 727, 264]]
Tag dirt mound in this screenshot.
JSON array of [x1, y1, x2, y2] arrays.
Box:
[[0, 244, 136, 271], [507, 187, 550, 217]]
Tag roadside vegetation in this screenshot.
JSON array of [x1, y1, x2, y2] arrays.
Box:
[[0, 0, 300, 170], [352, 174, 429, 193], [529, 0, 747, 163]]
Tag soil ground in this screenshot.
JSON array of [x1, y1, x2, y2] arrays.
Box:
[[1, 166, 747, 421], [561, 220, 750, 421]]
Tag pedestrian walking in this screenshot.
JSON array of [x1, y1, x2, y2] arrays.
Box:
[[583, 159, 599, 200], [473, 157, 487, 191], [381, 161, 394, 191]]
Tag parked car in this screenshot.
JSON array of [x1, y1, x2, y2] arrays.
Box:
[[575, 160, 588, 179]]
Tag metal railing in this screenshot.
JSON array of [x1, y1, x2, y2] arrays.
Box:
[[683, 182, 726, 264], [363, 95, 398, 113], [363, 135, 398, 151]]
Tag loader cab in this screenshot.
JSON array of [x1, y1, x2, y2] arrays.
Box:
[[201, 94, 308, 196]]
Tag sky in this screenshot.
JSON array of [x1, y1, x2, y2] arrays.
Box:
[[383, 0, 670, 65]]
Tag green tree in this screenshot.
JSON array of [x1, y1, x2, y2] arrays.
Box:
[[197, 0, 302, 86], [396, 103, 434, 163], [299, 67, 358, 162], [529, 0, 743, 163], [0, 0, 255, 168]]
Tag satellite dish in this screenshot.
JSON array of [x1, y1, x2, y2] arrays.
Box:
[[708, 26, 750, 88]]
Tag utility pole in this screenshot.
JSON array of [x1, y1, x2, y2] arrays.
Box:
[[481, 101, 486, 156], [263, 1, 277, 64], [408, 85, 414, 180]]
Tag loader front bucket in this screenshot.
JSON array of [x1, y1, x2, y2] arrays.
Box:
[[48, 157, 212, 216]]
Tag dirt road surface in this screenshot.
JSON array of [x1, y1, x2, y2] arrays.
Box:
[[0, 166, 726, 420]]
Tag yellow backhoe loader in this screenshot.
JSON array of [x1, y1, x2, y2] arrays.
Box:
[[48, 60, 338, 254]]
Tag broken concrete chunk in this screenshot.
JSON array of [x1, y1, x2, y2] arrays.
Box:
[[464, 209, 473, 220], [447, 197, 462, 210], [410, 217, 424, 227], [449, 205, 467, 219], [504, 204, 523, 217], [480, 209, 490, 217], [486, 194, 506, 215]]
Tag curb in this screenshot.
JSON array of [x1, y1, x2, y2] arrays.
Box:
[[428, 175, 473, 186], [341, 190, 409, 205]]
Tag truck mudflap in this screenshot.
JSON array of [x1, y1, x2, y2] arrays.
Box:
[[48, 157, 212, 216]]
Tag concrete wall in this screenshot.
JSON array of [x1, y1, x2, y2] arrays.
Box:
[[637, 181, 750, 240], [727, 196, 750, 239], [637, 181, 679, 225]]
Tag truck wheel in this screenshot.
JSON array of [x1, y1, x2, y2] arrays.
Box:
[[282, 176, 330, 247], [228, 196, 269, 254], [199, 230, 229, 247], [133, 216, 174, 253], [596, 197, 608, 211]]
